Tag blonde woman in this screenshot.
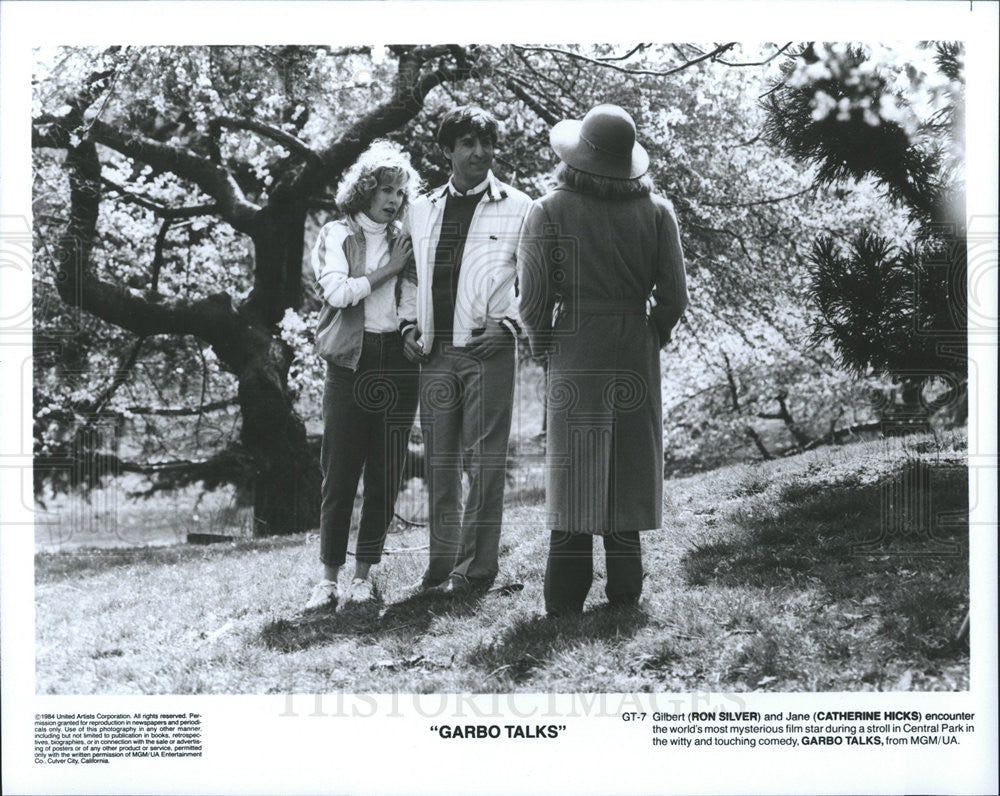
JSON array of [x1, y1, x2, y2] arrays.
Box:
[[304, 140, 421, 611]]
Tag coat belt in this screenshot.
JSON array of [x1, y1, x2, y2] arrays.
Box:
[[567, 299, 647, 315]]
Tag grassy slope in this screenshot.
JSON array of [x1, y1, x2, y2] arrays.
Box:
[[35, 431, 969, 694]]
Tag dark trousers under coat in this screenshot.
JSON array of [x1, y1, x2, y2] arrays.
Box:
[[543, 530, 643, 614], [319, 332, 419, 568]]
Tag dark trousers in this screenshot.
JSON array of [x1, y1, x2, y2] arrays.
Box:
[[543, 530, 643, 614], [319, 332, 419, 567]]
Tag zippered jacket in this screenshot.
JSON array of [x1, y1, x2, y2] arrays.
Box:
[[310, 215, 402, 369], [398, 171, 532, 351]]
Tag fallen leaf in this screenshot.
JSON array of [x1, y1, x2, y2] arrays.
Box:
[[205, 620, 234, 642]]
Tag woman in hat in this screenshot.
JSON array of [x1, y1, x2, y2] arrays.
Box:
[[517, 104, 688, 616]]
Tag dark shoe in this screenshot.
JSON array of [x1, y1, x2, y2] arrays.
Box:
[[545, 601, 584, 618], [405, 577, 445, 598], [607, 593, 641, 608], [442, 574, 472, 596], [468, 576, 496, 593], [488, 582, 524, 596]]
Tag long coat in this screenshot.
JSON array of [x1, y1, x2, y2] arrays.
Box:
[[517, 186, 687, 534]]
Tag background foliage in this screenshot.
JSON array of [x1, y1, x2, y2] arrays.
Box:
[[32, 42, 965, 517]]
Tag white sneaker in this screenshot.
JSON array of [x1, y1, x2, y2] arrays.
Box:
[[343, 577, 375, 605], [303, 579, 339, 612]]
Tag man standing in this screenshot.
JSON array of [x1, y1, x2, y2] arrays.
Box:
[[399, 106, 532, 594]]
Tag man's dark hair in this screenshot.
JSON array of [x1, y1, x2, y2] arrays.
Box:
[[437, 105, 500, 150]]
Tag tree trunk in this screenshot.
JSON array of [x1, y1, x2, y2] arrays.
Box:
[[240, 204, 320, 535], [57, 142, 322, 535], [238, 207, 319, 536], [239, 346, 321, 536]]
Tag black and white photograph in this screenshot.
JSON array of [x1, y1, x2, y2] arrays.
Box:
[[2, 1, 997, 794]]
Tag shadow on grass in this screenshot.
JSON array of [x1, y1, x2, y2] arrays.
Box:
[[35, 535, 305, 583], [463, 605, 650, 686], [681, 460, 969, 662], [259, 591, 490, 653]]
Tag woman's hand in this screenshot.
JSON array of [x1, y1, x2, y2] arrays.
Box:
[[366, 237, 413, 291], [386, 236, 413, 276]]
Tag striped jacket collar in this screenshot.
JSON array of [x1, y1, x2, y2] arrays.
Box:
[[428, 170, 509, 204]]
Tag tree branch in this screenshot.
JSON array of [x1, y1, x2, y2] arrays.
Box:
[[127, 398, 238, 417], [150, 217, 173, 293], [504, 78, 561, 126], [35, 100, 258, 237], [598, 43, 651, 61], [505, 54, 582, 114], [101, 177, 218, 219], [53, 143, 260, 373], [208, 116, 323, 165], [84, 336, 145, 416], [33, 113, 79, 148], [715, 42, 794, 67], [86, 118, 261, 233], [757, 391, 812, 448], [745, 426, 775, 460], [291, 45, 476, 196], [79, 50, 133, 138], [96, 454, 213, 475], [688, 221, 757, 265], [510, 43, 737, 78], [722, 351, 742, 413], [699, 187, 813, 208], [727, 131, 763, 149], [32, 48, 250, 233]]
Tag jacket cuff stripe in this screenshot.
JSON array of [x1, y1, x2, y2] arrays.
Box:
[[501, 317, 521, 338]]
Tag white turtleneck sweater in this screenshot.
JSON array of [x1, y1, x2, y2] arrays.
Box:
[[312, 213, 399, 333]]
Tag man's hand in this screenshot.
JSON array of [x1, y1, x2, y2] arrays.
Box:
[[466, 318, 511, 360], [402, 327, 428, 364]]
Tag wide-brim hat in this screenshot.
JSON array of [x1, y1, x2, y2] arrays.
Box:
[[550, 103, 649, 180]]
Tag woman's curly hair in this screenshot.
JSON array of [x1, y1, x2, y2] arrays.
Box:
[[335, 140, 422, 217], [554, 162, 653, 200]]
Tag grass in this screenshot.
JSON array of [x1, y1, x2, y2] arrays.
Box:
[[35, 429, 970, 694]]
